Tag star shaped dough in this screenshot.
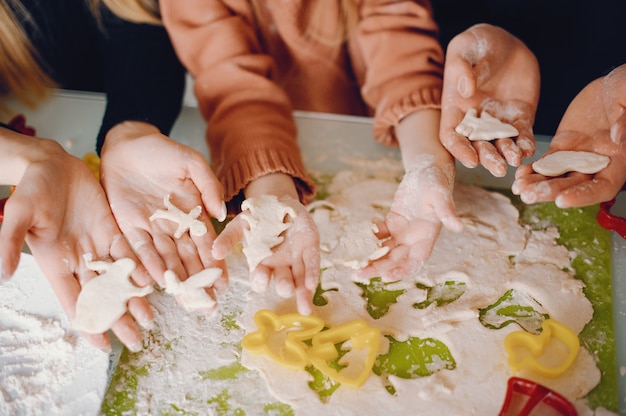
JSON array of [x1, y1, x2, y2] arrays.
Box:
[[164, 268, 222, 311], [149, 194, 208, 239], [71, 253, 154, 334], [455, 108, 519, 141]]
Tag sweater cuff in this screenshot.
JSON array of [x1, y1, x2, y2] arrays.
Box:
[[220, 148, 316, 214], [373, 85, 442, 147]]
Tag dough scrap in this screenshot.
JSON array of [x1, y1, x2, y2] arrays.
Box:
[[455, 108, 519, 141], [71, 253, 154, 334], [150, 194, 207, 239], [164, 268, 222, 311], [532, 150, 611, 176], [240, 195, 297, 271]]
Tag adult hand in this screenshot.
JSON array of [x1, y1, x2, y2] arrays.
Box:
[[441, 23, 540, 177], [513, 64, 626, 208], [0, 132, 153, 352], [99, 122, 228, 302], [212, 174, 320, 315]]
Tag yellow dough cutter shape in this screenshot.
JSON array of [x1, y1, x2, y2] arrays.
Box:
[[504, 318, 580, 378], [242, 309, 381, 388]]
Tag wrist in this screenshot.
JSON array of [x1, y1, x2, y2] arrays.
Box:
[[101, 121, 161, 153], [244, 172, 299, 200]]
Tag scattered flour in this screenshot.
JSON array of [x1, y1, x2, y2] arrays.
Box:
[[0, 255, 109, 416], [105, 169, 608, 415]]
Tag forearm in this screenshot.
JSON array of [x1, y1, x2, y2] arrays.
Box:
[[0, 128, 54, 185], [395, 109, 453, 170]]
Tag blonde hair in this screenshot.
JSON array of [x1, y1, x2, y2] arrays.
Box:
[[0, 0, 55, 109], [0, 0, 160, 113], [89, 0, 161, 25]]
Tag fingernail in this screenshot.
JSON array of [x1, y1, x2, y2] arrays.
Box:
[[218, 201, 227, 222], [458, 76, 470, 98], [128, 341, 143, 353]]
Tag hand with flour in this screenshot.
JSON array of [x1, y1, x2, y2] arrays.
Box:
[[99, 121, 228, 299], [0, 128, 153, 352], [440, 24, 540, 177], [212, 173, 320, 315], [359, 110, 463, 282], [513, 64, 626, 208]]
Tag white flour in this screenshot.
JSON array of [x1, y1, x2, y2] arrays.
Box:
[[0, 255, 109, 416], [104, 168, 612, 415]]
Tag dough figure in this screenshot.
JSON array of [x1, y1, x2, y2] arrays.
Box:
[[532, 150, 611, 176], [72, 253, 154, 334], [164, 268, 222, 311], [241, 195, 297, 271], [455, 108, 519, 141], [149, 194, 208, 239]]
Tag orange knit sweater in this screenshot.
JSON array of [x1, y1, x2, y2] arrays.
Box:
[[161, 0, 444, 211]]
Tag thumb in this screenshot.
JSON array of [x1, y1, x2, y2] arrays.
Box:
[[212, 215, 247, 259]]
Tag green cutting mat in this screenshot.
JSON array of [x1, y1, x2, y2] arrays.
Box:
[[101, 190, 616, 414]]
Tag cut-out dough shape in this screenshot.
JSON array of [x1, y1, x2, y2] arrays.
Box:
[[531, 150, 610, 176], [240, 195, 297, 271], [149, 194, 208, 239], [455, 108, 519, 141], [71, 253, 154, 334], [333, 220, 390, 269], [164, 268, 222, 311]]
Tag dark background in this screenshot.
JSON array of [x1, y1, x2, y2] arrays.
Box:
[[432, 0, 624, 136]]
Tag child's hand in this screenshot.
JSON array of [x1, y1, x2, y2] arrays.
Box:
[[0, 133, 153, 353], [440, 24, 540, 177], [513, 65, 626, 208], [100, 122, 228, 294], [213, 174, 320, 315], [358, 155, 463, 282]]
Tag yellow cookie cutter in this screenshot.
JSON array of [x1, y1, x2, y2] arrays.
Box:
[[241, 309, 324, 371], [307, 320, 381, 388], [504, 318, 580, 378]]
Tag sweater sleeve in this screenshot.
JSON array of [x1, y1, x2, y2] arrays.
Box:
[[350, 0, 444, 146], [160, 0, 315, 212], [95, 6, 186, 154]]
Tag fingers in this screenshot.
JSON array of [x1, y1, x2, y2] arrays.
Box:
[[554, 178, 620, 208], [126, 228, 168, 286], [513, 173, 588, 204], [188, 156, 226, 222], [474, 141, 507, 177], [212, 215, 247, 260], [0, 199, 31, 280], [440, 108, 480, 169], [494, 138, 522, 167]]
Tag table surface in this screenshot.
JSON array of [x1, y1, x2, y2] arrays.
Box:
[[2, 89, 624, 411]]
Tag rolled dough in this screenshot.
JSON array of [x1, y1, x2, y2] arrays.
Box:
[[532, 150, 610, 176], [455, 108, 519, 141]]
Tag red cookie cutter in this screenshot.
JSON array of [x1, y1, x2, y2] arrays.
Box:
[[597, 198, 626, 239], [498, 377, 577, 416], [0, 115, 36, 223]]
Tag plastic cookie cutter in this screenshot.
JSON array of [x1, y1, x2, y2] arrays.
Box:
[[241, 309, 325, 371], [498, 377, 577, 416], [307, 320, 381, 388], [597, 197, 626, 239], [504, 318, 580, 378]]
